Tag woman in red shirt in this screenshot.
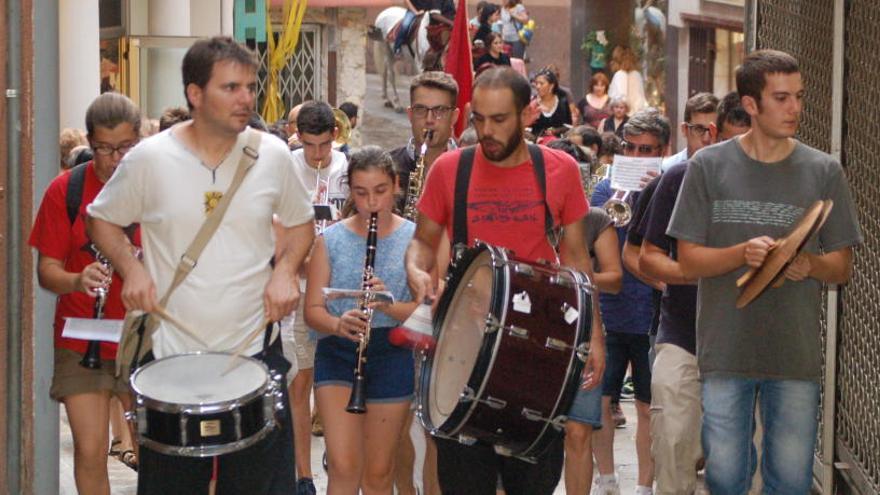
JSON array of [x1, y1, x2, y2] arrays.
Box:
[[30, 92, 142, 495]]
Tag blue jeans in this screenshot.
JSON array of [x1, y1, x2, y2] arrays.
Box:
[[702, 376, 819, 495], [393, 10, 417, 53]]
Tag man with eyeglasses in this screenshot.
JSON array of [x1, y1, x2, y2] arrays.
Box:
[[393, 71, 460, 214], [389, 70, 459, 495], [591, 108, 671, 495], [661, 92, 719, 172]]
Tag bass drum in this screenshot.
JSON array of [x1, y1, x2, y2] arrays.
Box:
[[419, 242, 592, 461]]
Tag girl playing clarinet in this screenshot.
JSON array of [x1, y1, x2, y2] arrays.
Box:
[[305, 146, 418, 495]]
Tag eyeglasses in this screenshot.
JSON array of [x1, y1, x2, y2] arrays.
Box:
[[685, 123, 712, 137], [91, 141, 138, 156], [622, 141, 661, 155], [410, 105, 454, 119]]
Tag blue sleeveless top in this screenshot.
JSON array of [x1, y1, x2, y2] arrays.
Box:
[[322, 218, 415, 332]]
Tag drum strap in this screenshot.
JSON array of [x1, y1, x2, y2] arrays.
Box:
[[452, 143, 554, 247]]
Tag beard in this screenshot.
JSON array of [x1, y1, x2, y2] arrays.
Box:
[[479, 121, 524, 162]]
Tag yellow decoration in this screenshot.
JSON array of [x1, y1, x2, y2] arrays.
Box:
[[261, 0, 308, 123], [204, 191, 223, 215]]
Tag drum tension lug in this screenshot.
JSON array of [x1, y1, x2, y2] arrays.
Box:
[[522, 408, 568, 431], [484, 315, 501, 333], [460, 386, 507, 410], [507, 325, 529, 339]]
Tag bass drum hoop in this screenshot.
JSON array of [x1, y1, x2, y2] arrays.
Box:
[[419, 242, 509, 437]]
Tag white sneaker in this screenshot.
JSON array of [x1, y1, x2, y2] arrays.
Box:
[[634, 485, 653, 495], [592, 474, 621, 495]]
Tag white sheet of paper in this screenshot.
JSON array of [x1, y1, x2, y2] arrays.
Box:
[[610, 155, 662, 191], [62, 318, 124, 343]]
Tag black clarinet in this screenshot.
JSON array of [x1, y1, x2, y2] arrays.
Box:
[[79, 246, 111, 369], [346, 212, 379, 414]]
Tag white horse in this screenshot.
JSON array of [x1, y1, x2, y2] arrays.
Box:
[[370, 6, 434, 112]]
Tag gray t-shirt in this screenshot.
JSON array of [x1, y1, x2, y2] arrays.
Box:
[[667, 139, 862, 381], [583, 206, 613, 256]]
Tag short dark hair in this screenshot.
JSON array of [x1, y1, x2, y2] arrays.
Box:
[[570, 125, 602, 150], [473, 67, 531, 114], [85, 92, 141, 136], [716, 91, 750, 130], [410, 71, 459, 106], [547, 138, 590, 163], [736, 49, 799, 103], [683, 92, 719, 123], [296, 101, 336, 136], [623, 108, 671, 147], [338, 102, 359, 121], [181, 36, 259, 110], [159, 106, 191, 131]]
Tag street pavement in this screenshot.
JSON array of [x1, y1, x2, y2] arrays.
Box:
[[60, 72, 646, 494]]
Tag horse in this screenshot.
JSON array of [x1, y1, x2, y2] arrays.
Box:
[[370, 6, 436, 112]]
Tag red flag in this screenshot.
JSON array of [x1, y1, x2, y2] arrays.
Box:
[[444, 0, 473, 138]]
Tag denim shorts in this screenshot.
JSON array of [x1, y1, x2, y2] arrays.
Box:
[[566, 382, 603, 428], [602, 331, 652, 403], [314, 326, 414, 403]]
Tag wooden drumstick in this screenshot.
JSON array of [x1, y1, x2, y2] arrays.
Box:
[[154, 305, 210, 348], [221, 317, 273, 376]]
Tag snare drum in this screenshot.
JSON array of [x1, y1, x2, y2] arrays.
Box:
[[419, 242, 592, 461], [130, 352, 283, 457]]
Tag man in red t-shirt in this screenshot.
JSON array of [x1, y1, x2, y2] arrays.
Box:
[[29, 92, 142, 492], [405, 67, 605, 494]]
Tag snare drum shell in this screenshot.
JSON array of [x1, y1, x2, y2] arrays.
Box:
[[130, 352, 280, 457]]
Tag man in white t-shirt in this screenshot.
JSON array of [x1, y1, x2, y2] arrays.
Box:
[[287, 100, 350, 495], [87, 36, 314, 494]]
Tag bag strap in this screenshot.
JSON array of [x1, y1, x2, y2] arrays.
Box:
[[451, 144, 554, 248], [66, 163, 88, 225], [158, 128, 262, 307]]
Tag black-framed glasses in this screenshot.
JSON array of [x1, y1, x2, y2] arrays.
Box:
[[685, 123, 712, 136], [410, 105, 454, 119], [91, 141, 138, 156], [622, 141, 661, 155]]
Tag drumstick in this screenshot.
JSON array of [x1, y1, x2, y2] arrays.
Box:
[[221, 317, 272, 376], [154, 305, 210, 348]]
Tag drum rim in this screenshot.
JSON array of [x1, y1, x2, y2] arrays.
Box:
[[419, 241, 509, 436], [131, 351, 271, 414]]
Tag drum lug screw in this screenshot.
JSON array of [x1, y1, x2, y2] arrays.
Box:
[[484, 315, 501, 333]]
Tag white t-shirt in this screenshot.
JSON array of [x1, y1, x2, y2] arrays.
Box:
[[291, 148, 349, 220], [88, 127, 314, 358]]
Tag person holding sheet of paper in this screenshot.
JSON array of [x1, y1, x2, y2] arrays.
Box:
[[29, 92, 142, 495], [590, 108, 671, 495]]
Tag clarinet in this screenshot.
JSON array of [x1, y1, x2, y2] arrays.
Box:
[[346, 212, 379, 414], [79, 246, 112, 369], [403, 129, 434, 221]]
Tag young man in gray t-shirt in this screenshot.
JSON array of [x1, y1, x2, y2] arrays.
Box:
[[667, 49, 862, 494]]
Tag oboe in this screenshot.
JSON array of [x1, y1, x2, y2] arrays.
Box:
[[79, 245, 112, 369], [345, 212, 379, 414]]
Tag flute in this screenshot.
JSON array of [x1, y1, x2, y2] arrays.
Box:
[[345, 212, 379, 414]]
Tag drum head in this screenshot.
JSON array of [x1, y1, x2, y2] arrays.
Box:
[[428, 249, 497, 429], [132, 353, 267, 405]]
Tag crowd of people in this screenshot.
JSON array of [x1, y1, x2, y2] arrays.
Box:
[[36, 29, 861, 495]]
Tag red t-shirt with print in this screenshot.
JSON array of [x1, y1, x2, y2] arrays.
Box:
[[417, 144, 588, 262], [29, 162, 140, 360]]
